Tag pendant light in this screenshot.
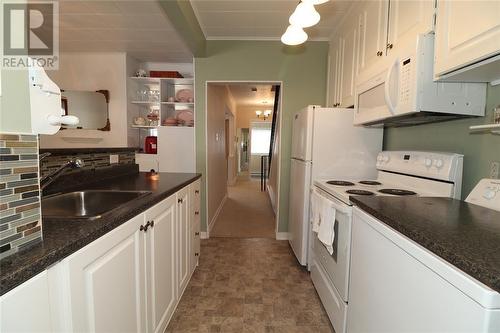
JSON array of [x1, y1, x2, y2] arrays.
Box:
[[281, 25, 308, 46], [302, 0, 330, 5], [289, 1, 320, 28]]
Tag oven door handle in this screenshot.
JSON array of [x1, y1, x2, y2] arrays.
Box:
[[384, 57, 399, 115], [313, 188, 352, 216]]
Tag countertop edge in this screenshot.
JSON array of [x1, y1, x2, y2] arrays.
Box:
[[0, 173, 201, 296]]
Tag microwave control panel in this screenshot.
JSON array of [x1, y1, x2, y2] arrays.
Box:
[[399, 58, 412, 106]]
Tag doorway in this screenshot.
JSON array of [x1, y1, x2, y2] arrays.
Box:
[[205, 82, 282, 239]]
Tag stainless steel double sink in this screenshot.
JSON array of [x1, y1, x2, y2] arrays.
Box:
[[42, 190, 151, 220]]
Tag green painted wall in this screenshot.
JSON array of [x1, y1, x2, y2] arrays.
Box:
[[195, 40, 329, 233], [384, 84, 500, 198]]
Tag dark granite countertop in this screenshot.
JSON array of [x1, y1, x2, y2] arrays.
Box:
[[350, 196, 500, 293], [39, 147, 139, 155], [0, 172, 201, 295]]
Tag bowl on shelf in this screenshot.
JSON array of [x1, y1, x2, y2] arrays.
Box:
[[175, 89, 193, 103], [176, 109, 194, 123], [162, 118, 179, 126]]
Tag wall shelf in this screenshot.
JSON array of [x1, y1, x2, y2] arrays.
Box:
[[469, 123, 500, 134]]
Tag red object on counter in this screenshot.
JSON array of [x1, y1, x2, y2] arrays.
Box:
[[144, 136, 157, 154]]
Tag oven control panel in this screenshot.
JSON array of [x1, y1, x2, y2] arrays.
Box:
[[465, 178, 500, 212], [376, 151, 463, 182]]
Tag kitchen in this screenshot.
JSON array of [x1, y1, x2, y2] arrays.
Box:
[[0, 0, 499, 332]]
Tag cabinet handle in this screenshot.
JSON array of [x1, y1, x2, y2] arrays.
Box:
[[195, 232, 200, 236], [195, 253, 199, 256], [150, 220, 154, 228], [178, 198, 183, 204], [386, 43, 393, 50], [195, 211, 199, 215], [377, 51, 383, 56], [141, 221, 152, 232], [195, 190, 199, 194]]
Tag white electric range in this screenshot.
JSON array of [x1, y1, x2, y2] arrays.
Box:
[[309, 151, 464, 333]]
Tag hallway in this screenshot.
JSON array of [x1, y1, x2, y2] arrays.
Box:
[[166, 238, 334, 332], [210, 176, 275, 238]]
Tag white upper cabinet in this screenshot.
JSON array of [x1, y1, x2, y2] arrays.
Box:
[[357, 0, 389, 80], [339, 20, 359, 107], [434, 0, 500, 82], [387, 0, 435, 54], [327, 39, 341, 107]]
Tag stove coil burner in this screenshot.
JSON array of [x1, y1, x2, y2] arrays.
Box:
[[378, 189, 417, 196], [346, 189, 375, 196], [359, 181, 382, 185], [327, 181, 355, 186]]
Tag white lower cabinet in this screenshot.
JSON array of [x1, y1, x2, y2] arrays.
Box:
[[0, 271, 53, 332], [0, 180, 201, 333], [65, 214, 147, 333], [145, 195, 177, 333]]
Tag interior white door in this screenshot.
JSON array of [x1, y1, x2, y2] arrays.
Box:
[[291, 107, 313, 161], [288, 158, 312, 266], [387, 0, 435, 55], [434, 0, 500, 76], [358, 0, 389, 79], [65, 214, 146, 333], [145, 195, 177, 333], [176, 186, 190, 296]]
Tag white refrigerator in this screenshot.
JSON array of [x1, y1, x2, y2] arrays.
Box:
[[288, 106, 383, 266]]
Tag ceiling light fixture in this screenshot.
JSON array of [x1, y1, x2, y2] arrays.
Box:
[[281, 25, 308, 46], [302, 0, 330, 5], [289, 1, 320, 28]]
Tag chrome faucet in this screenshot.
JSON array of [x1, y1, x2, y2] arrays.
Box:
[[40, 158, 85, 190]]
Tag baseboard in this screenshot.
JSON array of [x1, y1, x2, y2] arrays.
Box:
[[208, 194, 227, 235], [275, 232, 289, 240]]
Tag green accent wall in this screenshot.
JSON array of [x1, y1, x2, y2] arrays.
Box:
[[195, 41, 329, 233], [384, 84, 500, 199]]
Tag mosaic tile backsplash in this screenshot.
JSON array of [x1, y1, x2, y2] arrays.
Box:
[[0, 134, 42, 259], [40, 150, 135, 179]]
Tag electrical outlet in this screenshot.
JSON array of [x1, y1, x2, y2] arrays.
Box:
[[490, 161, 499, 179], [110, 154, 119, 164]]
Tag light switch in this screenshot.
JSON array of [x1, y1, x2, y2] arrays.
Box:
[[110, 154, 119, 164]]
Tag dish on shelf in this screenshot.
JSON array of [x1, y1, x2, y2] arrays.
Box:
[[176, 109, 194, 123], [175, 89, 193, 102], [162, 117, 179, 126]]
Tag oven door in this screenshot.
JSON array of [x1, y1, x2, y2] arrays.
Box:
[[312, 187, 353, 302]]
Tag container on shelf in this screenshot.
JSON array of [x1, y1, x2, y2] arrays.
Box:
[[150, 71, 183, 78], [144, 136, 157, 154]]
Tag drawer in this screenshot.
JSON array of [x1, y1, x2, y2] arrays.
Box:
[[314, 237, 347, 300], [311, 260, 347, 333], [192, 180, 201, 211]]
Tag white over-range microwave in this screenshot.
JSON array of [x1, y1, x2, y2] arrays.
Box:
[[354, 34, 487, 126]]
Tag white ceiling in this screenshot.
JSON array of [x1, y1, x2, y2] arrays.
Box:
[[227, 84, 276, 107], [58, 0, 193, 62], [190, 0, 353, 40]]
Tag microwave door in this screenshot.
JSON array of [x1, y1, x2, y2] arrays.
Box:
[[354, 79, 392, 125]]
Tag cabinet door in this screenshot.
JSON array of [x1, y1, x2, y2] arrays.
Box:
[[434, 0, 500, 76], [339, 20, 358, 107], [358, 0, 389, 79], [387, 0, 435, 55], [176, 186, 190, 296], [0, 271, 53, 332], [65, 214, 146, 333], [328, 39, 341, 107], [190, 180, 201, 273], [145, 195, 177, 333]]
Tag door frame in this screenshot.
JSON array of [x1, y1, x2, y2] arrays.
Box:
[[204, 80, 283, 239]]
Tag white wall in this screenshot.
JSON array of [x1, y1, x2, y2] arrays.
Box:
[[40, 52, 134, 148]]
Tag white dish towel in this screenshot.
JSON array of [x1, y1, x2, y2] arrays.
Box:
[[318, 201, 336, 255], [310, 190, 323, 233]]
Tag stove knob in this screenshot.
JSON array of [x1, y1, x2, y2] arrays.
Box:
[[424, 158, 432, 167], [483, 188, 496, 200], [434, 159, 444, 169]]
